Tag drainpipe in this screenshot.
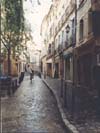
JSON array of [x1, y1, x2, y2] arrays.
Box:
[[72, 0, 77, 116], [73, 0, 77, 84]]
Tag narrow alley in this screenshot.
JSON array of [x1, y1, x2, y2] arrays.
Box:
[[1, 76, 67, 133]]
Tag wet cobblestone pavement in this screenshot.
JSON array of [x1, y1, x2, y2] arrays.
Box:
[[1, 76, 67, 133], [44, 76, 100, 133]]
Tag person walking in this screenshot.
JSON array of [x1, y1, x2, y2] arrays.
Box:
[[31, 69, 34, 80], [27, 65, 34, 83]]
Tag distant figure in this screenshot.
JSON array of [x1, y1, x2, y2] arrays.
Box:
[[19, 72, 25, 84], [27, 65, 34, 83], [31, 69, 34, 78]]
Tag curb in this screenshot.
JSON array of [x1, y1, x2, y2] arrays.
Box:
[[42, 79, 79, 133]]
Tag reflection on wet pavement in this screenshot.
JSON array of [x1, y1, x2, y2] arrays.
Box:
[[1, 76, 67, 133]]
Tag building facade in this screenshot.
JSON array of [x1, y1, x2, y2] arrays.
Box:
[[75, 0, 100, 86], [41, 0, 100, 114], [40, 16, 48, 76]]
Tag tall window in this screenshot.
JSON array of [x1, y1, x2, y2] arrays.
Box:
[[65, 57, 73, 81], [48, 44, 51, 54], [62, 31, 64, 46], [72, 19, 75, 35], [55, 39, 57, 50], [79, 19, 84, 41], [58, 35, 60, 45], [72, 18, 75, 44]]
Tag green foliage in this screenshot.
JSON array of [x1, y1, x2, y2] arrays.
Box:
[[1, 0, 31, 75], [2, 47, 7, 58], [4, 0, 24, 33], [1, 0, 25, 55]]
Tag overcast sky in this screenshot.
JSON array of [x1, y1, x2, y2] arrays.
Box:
[[23, 0, 52, 47]]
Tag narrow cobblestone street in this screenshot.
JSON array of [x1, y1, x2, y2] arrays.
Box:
[[1, 76, 67, 133]]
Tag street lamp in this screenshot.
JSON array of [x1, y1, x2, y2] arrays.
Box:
[[65, 24, 70, 46], [66, 24, 70, 34]]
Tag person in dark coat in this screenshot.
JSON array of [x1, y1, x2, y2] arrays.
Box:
[[30, 69, 34, 81], [19, 72, 25, 84], [27, 65, 34, 83]]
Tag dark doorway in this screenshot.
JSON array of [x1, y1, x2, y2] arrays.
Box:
[[78, 54, 92, 86], [55, 63, 59, 78]]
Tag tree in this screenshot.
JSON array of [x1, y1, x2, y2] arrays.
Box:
[[1, 0, 25, 75]]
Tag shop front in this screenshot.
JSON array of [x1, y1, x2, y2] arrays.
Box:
[[54, 55, 60, 79], [46, 58, 53, 77], [74, 40, 100, 115]]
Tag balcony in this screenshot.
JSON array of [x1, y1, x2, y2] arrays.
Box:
[[64, 41, 68, 49], [46, 53, 52, 60], [58, 44, 63, 53], [64, 36, 75, 49], [47, 47, 55, 59], [69, 35, 76, 46]]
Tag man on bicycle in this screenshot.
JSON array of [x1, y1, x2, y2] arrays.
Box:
[[27, 65, 34, 83]]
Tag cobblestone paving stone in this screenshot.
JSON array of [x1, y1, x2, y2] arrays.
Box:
[[1, 76, 68, 133], [44, 76, 100, 133]]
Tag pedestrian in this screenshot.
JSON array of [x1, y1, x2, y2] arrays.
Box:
[[19, 72, 25, 84], [27, 65, 34, 83], [31, 69, 34, 79]]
